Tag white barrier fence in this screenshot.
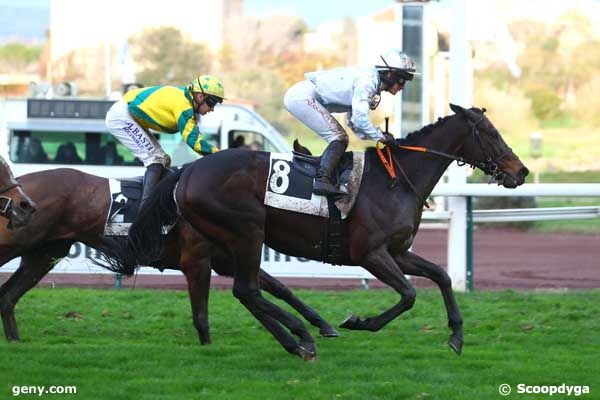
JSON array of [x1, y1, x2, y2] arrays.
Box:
[[2, 184, 598, 289], [0, 244, 375, 280], [430, 183, 600, 292], [432, 183, 600, 197]]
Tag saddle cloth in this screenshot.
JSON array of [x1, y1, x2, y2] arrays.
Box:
[[264, 152, 365, 219], [104, 166, 183, 236], [104, 178, 143, 236]]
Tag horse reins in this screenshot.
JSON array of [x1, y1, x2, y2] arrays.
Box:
[[375, 144, 431, 208], [376, 113, 511, 208], [0, 182, 20, 215]]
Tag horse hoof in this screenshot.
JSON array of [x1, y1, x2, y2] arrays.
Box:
[[448, 335, 463, 355], [199, 335, 212, 346], [339, 314, 360, 330], [296, 345, 317, 361], [319, 325, 340, 337]]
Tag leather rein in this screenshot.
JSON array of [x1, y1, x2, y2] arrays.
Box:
[[0, 182, 21, 215], [375, 114, 513, 208]]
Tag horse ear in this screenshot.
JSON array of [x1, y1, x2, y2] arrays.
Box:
[[464, 107, 481, 121], [482, 107, 487, 113], [449, 103, 465, 115]]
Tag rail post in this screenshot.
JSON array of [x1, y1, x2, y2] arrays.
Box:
[[466, 196, 474, 291]]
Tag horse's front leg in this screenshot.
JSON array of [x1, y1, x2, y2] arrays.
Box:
[[340, 245, 416, 332], [1, 243, 71, 341], [394, 251, 463, 355]]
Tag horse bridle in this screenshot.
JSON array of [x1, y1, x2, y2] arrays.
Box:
[[465, 114, 513, 180], [0, 182, 21, 216], [378, 112, 513, 207]]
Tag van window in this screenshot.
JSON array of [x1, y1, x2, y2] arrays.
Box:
[[228, 130, 278, 152], [9, 130, 141, 166], [9, 129, 221, 167]]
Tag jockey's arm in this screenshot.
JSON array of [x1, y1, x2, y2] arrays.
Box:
[[179, 113, 219, 156], [349, 78, 384, 142]]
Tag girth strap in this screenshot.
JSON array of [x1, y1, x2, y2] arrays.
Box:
[[321, 196, 344, 265]]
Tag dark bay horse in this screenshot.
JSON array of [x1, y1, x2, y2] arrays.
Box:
[[109, 104, 528, 360], [0, 168, 337, 343], [0, 156, 36, 229]]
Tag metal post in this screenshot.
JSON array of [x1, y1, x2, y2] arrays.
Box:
[[447, 196, 467, 291], [466, 196, 474, 292], [361, 278, 370, 290], [394, 2, 404, 137], [446, 0, 471, 292], [114, 273, 122, 289]]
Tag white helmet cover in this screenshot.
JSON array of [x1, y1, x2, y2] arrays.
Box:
[[375, 49, 417, 80]]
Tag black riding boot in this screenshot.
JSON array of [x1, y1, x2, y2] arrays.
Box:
[[313, 140, 347, 197], [140, 163, 164, 208]]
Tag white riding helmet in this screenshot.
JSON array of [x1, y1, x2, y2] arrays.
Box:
[[375, 49, 417, 81]]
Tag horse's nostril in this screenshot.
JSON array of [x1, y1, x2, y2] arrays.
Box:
[[20, 201, 36, 212], [520, 167, 529, 178]]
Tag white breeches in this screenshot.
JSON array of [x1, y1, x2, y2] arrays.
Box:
[[105, 99, 168, 167], [283, 80, 348, 144]]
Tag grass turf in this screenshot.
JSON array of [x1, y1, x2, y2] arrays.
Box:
[[1, 288, 598, 399]]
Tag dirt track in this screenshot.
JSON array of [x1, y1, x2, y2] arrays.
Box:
[[1, 228, 598, 291]]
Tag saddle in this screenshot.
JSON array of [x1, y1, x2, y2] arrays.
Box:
[[291, 151, 354, 191], [105, 167, 176, 236], [265, 150, 364, 217]]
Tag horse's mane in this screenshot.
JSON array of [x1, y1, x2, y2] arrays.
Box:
[[293, 114, 457, 156], [363, 114, 455, 153], [397, 115, 454, 146]]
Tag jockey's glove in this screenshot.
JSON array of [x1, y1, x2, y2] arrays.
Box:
[[382, 132, 397, 146]]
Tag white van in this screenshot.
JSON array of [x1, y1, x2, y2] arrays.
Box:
[[0, 97, 291, 178], [0, 97, 372, 282]]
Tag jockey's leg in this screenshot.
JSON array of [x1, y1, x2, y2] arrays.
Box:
[[313, 139, 347, 197], [284, 80, 349, 197], [141, 163, 164, 205], [105, 99, 170, 206]]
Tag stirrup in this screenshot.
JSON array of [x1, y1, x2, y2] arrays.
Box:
[[313, 180, 347, 197]]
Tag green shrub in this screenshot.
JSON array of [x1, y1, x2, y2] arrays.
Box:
[[572, 76, 600, 127], [525, 85, 562, 120], [474, 80, 538, 135]]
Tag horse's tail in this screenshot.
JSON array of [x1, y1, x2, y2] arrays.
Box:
[[101, 167, 185, 275], [129, 167, 185, 263]]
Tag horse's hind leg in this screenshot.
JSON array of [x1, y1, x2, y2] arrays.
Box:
[[340, 245, 417, 332], [181, 256, 212, 345], [258, 269, 339, 337], [0, 242, 71, 341], [394, 251, 463, 355], [231, 229, 316, 360]]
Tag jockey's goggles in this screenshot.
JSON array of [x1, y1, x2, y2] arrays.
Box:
[[204, 95, 223, 108], [197, 85, 223, 108]]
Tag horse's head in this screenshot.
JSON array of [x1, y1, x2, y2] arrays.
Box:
[[449, 104, 529, 188], [0, 157, 36, 229]]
